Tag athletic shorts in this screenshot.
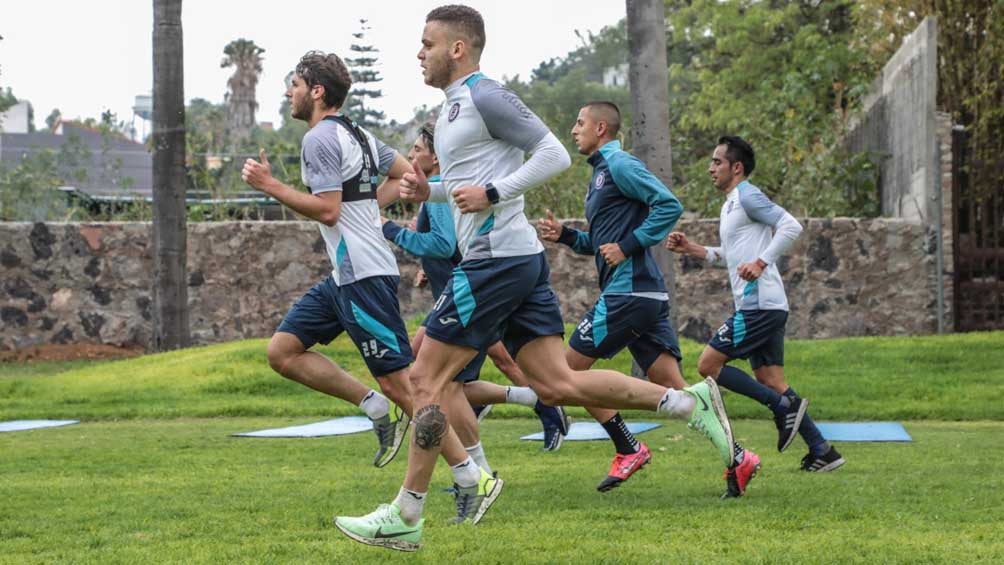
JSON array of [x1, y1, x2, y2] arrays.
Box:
[[423, 252, 565, 358], [419, 299, 489, 384], [569, 294, 682, 372], [708, 309, 787, 369], [277, 275, 413, 377]]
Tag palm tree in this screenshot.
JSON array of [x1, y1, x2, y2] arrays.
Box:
[[626, 0, 673, 375], [221, 38, 265, 149], [152, 0, 190, 350]]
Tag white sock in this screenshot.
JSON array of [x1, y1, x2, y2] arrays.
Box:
[[393, 487, 426, 526], [359, 390, 390, 420], [505, 386, 538, 407], [656, 389, 696, 419], [450, 456, 482, 488], [465, 442, 493, 475]]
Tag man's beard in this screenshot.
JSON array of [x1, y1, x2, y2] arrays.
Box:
[[291, 98, 312, 121], [428, 56, 456, 89]]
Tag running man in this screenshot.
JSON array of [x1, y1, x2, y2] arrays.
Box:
[[335, 6, 743, 552], [665, 135, 845, 477], [539, 101, 761, 494], [239, 51, 417, 468], [380, 124, 569, 473]]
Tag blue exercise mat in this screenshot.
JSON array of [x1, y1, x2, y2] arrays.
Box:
[[521, 422, 661, 442], [233, 417, 374, 438], [0, 420, 79, 433], [817, 422, 911, 442]]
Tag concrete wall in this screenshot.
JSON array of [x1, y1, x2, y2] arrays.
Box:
[[847, 16, 939, 223], [1, 218, 942, 351]]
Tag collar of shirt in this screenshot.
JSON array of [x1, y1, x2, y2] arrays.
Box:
[[587, 139, 621, 166], [444, 71, 482, 97]]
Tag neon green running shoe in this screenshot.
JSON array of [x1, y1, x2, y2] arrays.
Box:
[[684, 377, 735, 467], [449, 468, 504, 524], [334, 503, 423, 552]]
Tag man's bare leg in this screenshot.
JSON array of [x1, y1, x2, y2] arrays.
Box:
[[443, 381, 492, 474], [514, 335, 737, 468]]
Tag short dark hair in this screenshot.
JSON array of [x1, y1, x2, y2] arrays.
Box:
[[426, 5, 486, 56], [418, 122, 436, 154], [295, 51, 352, 109], [584, 101, 621, 137], [718, 135, 756, 176]]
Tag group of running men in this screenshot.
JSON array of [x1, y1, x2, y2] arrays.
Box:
[[240, 4, 846, 552]]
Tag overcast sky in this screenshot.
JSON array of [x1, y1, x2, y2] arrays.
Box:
[[2, 1, 626, 133]]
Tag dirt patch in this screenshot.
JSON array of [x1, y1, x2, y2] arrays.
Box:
[[0, 343, 144, 363]]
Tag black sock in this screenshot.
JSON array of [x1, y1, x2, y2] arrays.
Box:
[[601, 413, 640, 455], [716, 365, 788, 415], [783, 388, 829, 454]]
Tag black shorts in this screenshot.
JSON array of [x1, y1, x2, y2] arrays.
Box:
[[708, 309, 787, 369]]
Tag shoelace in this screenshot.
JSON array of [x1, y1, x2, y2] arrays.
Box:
[[689, 418, 709, 437], [454, 489, 478, 519], [374, 421, 394, 446], [362, 505, 395, 526]]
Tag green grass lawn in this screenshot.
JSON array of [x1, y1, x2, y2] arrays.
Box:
[[2, 419, 1002, 563], [2, 331, 1003, 422], [2, 331, 1004, 562]]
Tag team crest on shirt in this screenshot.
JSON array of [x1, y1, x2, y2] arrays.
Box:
[[594, 172, 606, 189], [448, 102, 461, 122], [727, 200, 735, 213]]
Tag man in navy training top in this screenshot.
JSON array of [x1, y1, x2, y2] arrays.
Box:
[[335, 6, 746, 552], [539, 102, 762, 497], [665, 135, 845, 480]]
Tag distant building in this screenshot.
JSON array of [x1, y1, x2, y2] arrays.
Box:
[[0, 101, 33, 134], [602, 63, 629, 88], [1, 118, 153, 198]]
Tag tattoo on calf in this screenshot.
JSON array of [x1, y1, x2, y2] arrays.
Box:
[[414, 404, 448, 450]]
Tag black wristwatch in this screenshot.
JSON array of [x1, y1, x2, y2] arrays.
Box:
[[485, 183, 500, 204]]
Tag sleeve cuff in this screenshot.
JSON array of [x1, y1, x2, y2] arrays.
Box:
[[382, 221, 403, 242], [557, 226, 578, 247], [617, 232, 643, 256]]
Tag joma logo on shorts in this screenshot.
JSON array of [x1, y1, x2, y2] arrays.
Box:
[[361, 340, 389, 359]]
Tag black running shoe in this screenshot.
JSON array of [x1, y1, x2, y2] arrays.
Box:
[[533, 400, 569, 452], [774, 396, 808, 452], [800, 446, 846, 472]]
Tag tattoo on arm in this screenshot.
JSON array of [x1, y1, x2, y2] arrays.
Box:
[[414, 404, 448, 450]]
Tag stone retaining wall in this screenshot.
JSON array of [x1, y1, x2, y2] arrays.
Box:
[[0, 218, 938, 351]]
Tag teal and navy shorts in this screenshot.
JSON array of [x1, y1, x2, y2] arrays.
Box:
[[423, 252, 565, 359], [708, 309, 787, 369], [277, 275, 413, 377], [569, 295, 681, 372]]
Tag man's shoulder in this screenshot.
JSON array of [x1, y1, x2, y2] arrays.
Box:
[[603, 148, 648, 181], [303, 119, 343, 147]]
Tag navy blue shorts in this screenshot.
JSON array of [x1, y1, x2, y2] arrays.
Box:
[[569, 295, 682, 372], [277, 275, 413, 377], [424, 252, 565, 358], [708, 309, 787, 369], [455, 349, 489, 383]]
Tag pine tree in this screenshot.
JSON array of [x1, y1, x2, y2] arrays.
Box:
[[344, 19, 385, 129]]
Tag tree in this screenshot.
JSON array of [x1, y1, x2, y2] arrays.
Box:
[[221, 38, 265, 149], [626, 0, 675, 375], [856, 0, 1004, 198], [152, 0, 190, 351], [344, 19, 386, 129], [665, 0, 877, 217]]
